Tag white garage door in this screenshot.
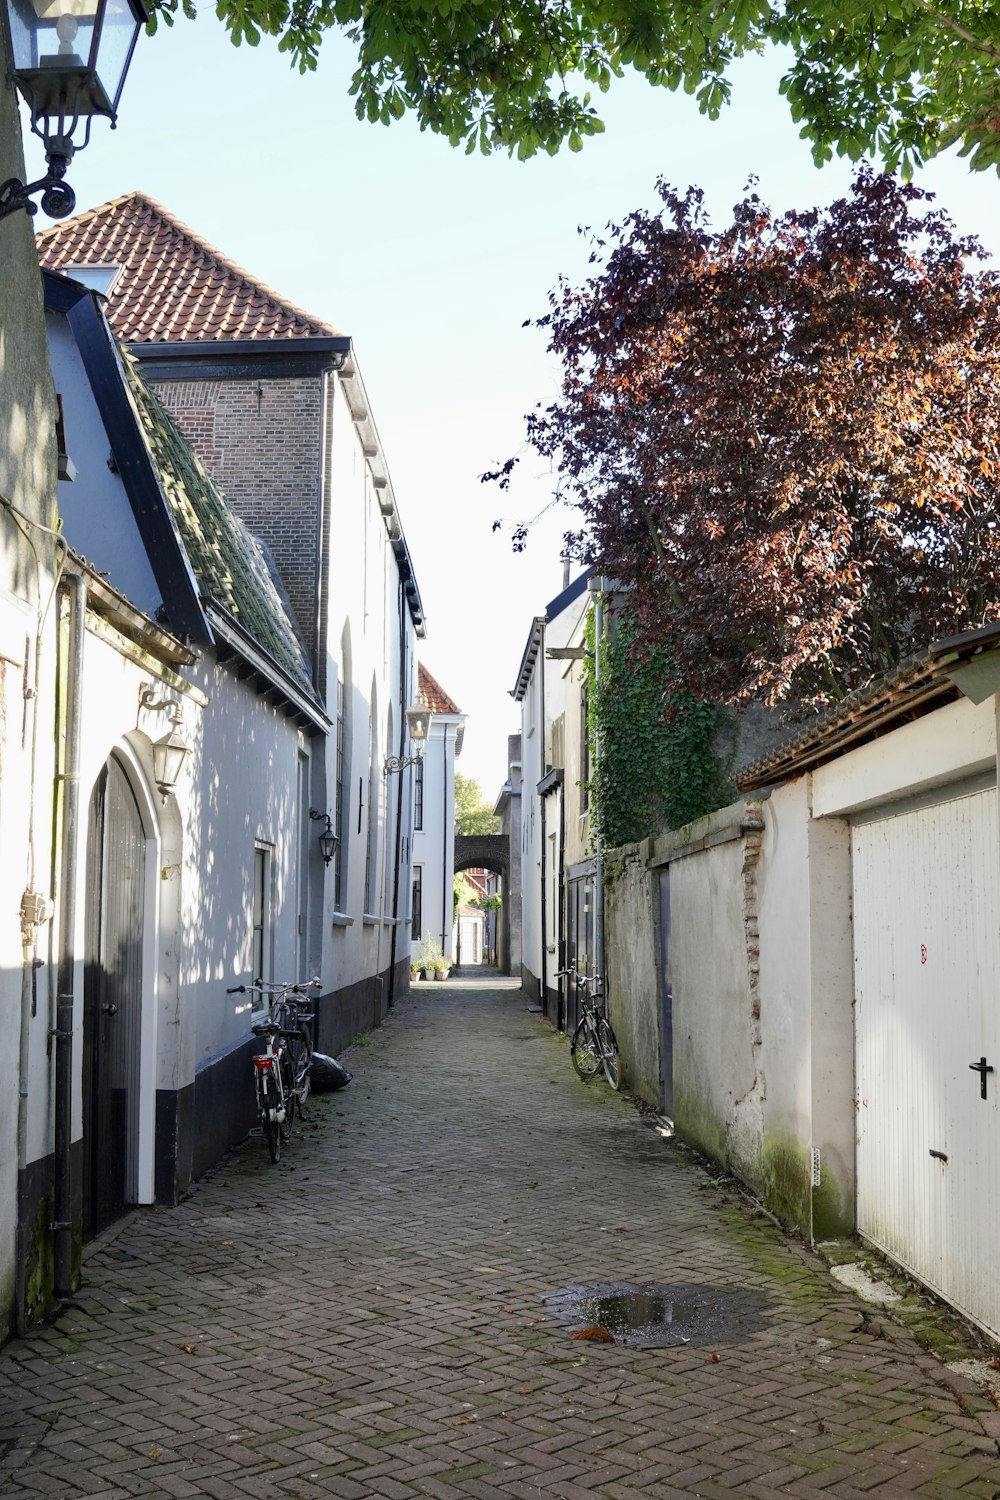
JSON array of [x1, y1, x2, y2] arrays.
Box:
[[853, 784, 1000, 1339]]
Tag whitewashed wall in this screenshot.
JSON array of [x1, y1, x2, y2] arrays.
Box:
[[0, 86, 59, 1341], [411, 713, 463, 962], [609, 691, 997, 1244], [321, 374, 417, 1018], [518, 646, 543, 996], [516, 579, 590, 1003]]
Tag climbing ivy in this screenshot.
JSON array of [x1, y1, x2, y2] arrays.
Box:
[[585, 601, 733, 850]]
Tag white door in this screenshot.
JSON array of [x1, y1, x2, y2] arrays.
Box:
[[853, 785, 1000, 1338]]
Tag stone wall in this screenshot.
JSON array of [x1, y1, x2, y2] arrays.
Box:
[[604, 790, 855, 1242], [603, 843, 662, 1105]]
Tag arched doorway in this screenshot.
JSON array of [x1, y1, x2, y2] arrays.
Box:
[[83, 755, 148, 1237], [454, 834, 511, 973]]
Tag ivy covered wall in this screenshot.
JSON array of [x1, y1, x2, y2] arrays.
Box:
[[586, 599, 733, 850]]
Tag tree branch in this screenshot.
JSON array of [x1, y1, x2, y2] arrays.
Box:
[[908, 0, 1000, 65]]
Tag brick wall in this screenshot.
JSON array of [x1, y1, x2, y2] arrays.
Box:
[[152, 375, 323, 664]]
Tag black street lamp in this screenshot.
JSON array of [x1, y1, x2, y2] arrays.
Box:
[[1, 0, 145, 221], [309, 809, 339, 866]]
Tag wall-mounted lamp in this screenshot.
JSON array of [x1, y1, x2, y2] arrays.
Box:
[[309, 808, 338, 865], [384, 703, 433, 775], [138, 684, 191, 801], [0, 0, 147, 222]]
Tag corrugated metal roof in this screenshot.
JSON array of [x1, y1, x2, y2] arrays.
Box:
[[737, 623, 1000, 790]]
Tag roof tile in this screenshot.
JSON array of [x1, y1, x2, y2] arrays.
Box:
[[419, 662, 461, 714], [36, 192, 340, 344]]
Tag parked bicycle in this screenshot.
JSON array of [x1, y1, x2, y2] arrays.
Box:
[[226, 977, 320, 1163], [558, 967, 621, 1090]]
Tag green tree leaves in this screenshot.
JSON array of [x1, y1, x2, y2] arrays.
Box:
[[454, 772, 500, 835], [146, 0, 1000, 169]]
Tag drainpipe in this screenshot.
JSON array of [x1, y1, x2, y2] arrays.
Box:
[[592, 580, 606, 983], [53, 571, 85, 1299], [441, 724, 451, 954], [3, 495, 66, 1333], [386, 581, 407, 1010], [537, 620, 548, 1015]]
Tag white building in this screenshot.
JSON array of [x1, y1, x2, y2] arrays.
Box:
[[410, 664, 465, 964], [510, 569, 592, 1024], [38, 195, 427, 1048], [0, 183, 431, 1338]]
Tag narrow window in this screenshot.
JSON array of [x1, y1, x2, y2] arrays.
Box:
[[335, 622, 353, 913], [334, 676, 345, 909], [414, 756, 424, 831], [412, 866, 423, 942], [251, 844, 273, 1000], [383, 705, 395, 915], [364, 685, 379, 913]]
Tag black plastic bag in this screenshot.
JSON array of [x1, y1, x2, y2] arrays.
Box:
[[311, 1052, 353, 1091]]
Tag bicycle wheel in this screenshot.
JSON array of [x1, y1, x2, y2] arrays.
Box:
[[257, 1071, 281, 1163], [571, 1015, 602, 1080], [597, 1016, 622, 1090], [290, 1022, 313, 1114], [277, 1047, 295, 1141]]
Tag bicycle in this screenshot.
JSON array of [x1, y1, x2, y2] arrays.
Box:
[[558, 967, 622, 1090], [273, 985, 318, 1118], [227, 978, 320, 1162]]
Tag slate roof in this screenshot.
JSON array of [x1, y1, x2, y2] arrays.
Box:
[[419, 663, 461, 715], [36, 192, 341, 344], [121, 349, 318, 701]]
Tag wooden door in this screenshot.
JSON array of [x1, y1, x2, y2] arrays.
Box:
[[83, 757, 146, 1237]]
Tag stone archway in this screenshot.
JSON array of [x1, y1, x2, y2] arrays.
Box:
[[455, 834, 512, 974]]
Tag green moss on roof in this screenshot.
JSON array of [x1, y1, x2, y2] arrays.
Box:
[[121, 350, 317, 701]]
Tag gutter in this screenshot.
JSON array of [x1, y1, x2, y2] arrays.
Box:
[[591, 578, 606, 982]]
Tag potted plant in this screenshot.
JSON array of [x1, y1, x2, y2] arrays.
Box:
[[432, 954, 451, 981], [420, 940, 443, 980], [410, 959, 423, 982]]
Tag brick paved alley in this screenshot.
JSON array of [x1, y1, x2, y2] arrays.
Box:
[[1, 973, 998, 1499]]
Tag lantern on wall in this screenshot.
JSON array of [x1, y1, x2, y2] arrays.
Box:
[[385, 704, 433, 775], [1, 0, 146, 221]]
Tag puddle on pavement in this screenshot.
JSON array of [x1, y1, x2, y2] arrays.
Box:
[[542, 1281, 773, 1347]]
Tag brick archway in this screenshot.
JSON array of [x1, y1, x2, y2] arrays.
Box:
[[455, 834, 511, 973]]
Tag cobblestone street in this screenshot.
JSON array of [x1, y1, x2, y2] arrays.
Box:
[[0, 973, 998, 1499]]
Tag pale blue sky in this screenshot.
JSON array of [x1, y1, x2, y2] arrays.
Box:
[[24, 19, 1000, 795]]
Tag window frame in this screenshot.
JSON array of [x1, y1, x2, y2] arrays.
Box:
[[411, 865, 423, 943], [251, 842, 274, 1011]]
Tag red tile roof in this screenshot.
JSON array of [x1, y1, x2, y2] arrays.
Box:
[[36, 192, 341, 344], [419, 662, 460, 714]]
